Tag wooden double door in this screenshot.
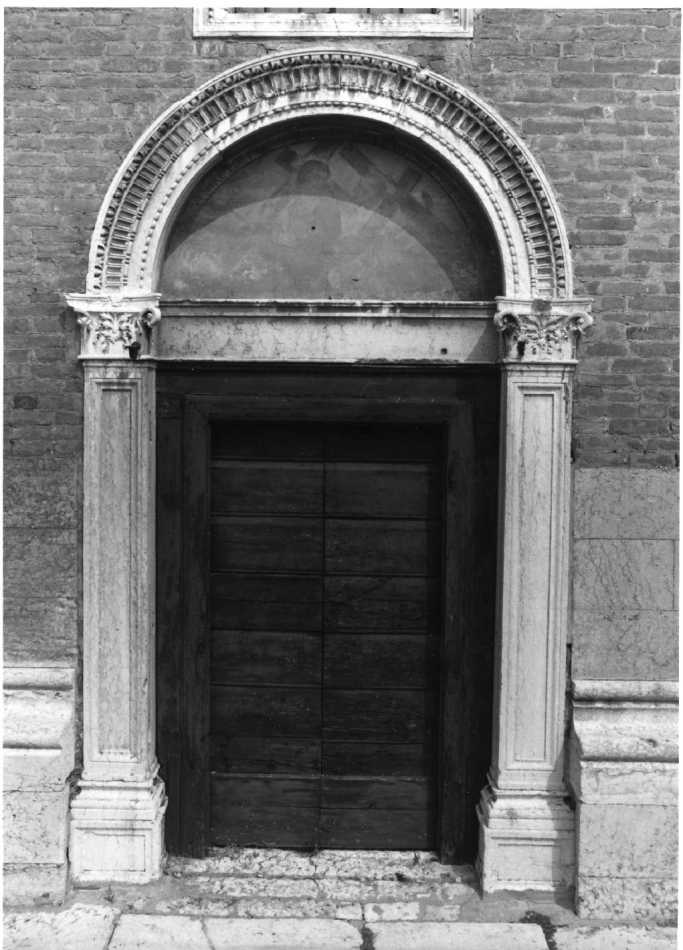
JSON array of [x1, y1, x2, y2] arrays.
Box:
[[157, 368, 498, 860], [211, 421, 441, 850]]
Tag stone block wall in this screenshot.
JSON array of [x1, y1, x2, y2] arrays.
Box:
[[3, 668, 75, 903], [572, 468, 678, 681], [570, 469, 678, 920], [4, 7, 679, 911]]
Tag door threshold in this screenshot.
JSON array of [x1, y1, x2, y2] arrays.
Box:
[[166, 847, 477, 884]]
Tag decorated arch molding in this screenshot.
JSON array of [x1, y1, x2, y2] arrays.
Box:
[[87, 48, 573, 299]]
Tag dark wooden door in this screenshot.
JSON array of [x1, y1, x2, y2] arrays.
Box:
[[156, 367, 498, 861], [209, 422, 442, 850]]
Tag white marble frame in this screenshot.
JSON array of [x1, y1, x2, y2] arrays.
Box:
[[64, 49, 592, 890], [193, 7, 474, 38]]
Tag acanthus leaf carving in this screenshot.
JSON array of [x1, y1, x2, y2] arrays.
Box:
[[494, 297, 593, 364], [64, 294, 161, 359]]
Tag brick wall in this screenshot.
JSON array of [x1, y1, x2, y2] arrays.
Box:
[[5, 8, 679, 666]]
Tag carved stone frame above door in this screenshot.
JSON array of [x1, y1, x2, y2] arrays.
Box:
[[65, 48, 592, 890]]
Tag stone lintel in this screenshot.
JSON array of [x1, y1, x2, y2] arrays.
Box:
[[64, 293, 161, 360]]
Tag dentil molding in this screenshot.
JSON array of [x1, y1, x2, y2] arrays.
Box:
[[494, 297, 593, 363]]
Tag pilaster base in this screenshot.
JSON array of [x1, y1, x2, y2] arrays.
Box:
[[476, 782, 575, 892], [69, 776, 167, 884]]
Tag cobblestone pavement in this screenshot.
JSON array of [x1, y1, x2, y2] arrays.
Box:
[[4, 850, 678, 949]]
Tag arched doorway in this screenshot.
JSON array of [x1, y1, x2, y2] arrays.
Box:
[[155, 118, 504, 861], [65, 49, 591, 891]]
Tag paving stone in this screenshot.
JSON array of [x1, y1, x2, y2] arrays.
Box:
[[109, 914, 209, 949], [370, 922, 548, 949], [373, 880, 443, 900], [3, 903, 117, 950], [335, 903, 363, 920], [553, 926, 678, 949], [421, 903, 462, 921], [364, 901, 421, 921], [195, 876, 318, 898], [231, 898, 336, 918], [2, 862, 67, 906], [204, 917, 361, 948]]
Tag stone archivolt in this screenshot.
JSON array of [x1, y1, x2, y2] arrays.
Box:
[[90, 49, 571, 300]]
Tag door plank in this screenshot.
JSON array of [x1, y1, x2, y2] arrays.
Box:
[[326, 463, 440, 519], [322, 776, 434, 811], [319, 809, 434, 849], [211, 775, 320, 849], [212, 630, 321, 686], [326, 425, 442, 462], [324, 576, 439, 633], [211, 461, 323, 515], [325, 519, 439, 576], [212, 685, 322, 738], [323, 689, 437, 743], [323, 741, 432, 778], [324, 634, 438, 689], [212, 422, 325, 460], [211, 736, 321, 774], [211, 517, 322, 573], [212, 573, 322, 631]]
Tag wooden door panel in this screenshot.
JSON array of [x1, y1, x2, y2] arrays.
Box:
[[212, 631, 321, 686], [324, 576, 439, 633], [323, 689, 437, 744], [212, 685, 322, 737], [212, 421, 325, 460], [211, 516, 323, 573], [325, 519, 439, 576], [211, 573, 322, 631], [323, 741, 432, 778], [324, 634, 438, 689], [211, 735, 321, 774], [326, 425, 441, 462], [325, 462, 439, 518], [211, 461, 323, 515], [322, 776, 434, 811], [319, 809, 433, 849], [211, 775, 320, 848]]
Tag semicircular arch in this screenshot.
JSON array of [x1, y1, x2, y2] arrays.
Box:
[[87, 48, 573, 299]]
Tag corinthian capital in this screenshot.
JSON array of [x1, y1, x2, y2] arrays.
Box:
[[494, 297, 593, 364], [64, 293, 161, 359]]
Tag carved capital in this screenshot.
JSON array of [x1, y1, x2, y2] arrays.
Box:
[[65, 293, 161, 359], [494, 297, 593, 364]]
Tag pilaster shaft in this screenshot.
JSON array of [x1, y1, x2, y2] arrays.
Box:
[[65, 295, 166, 883], [478, 297, 592, 892]]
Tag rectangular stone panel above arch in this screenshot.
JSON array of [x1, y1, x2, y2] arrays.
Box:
[[193, 8, 473, 38]]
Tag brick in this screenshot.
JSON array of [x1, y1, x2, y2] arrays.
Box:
[[4, 7, 680, 659], [575, 216, 635, 231]]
